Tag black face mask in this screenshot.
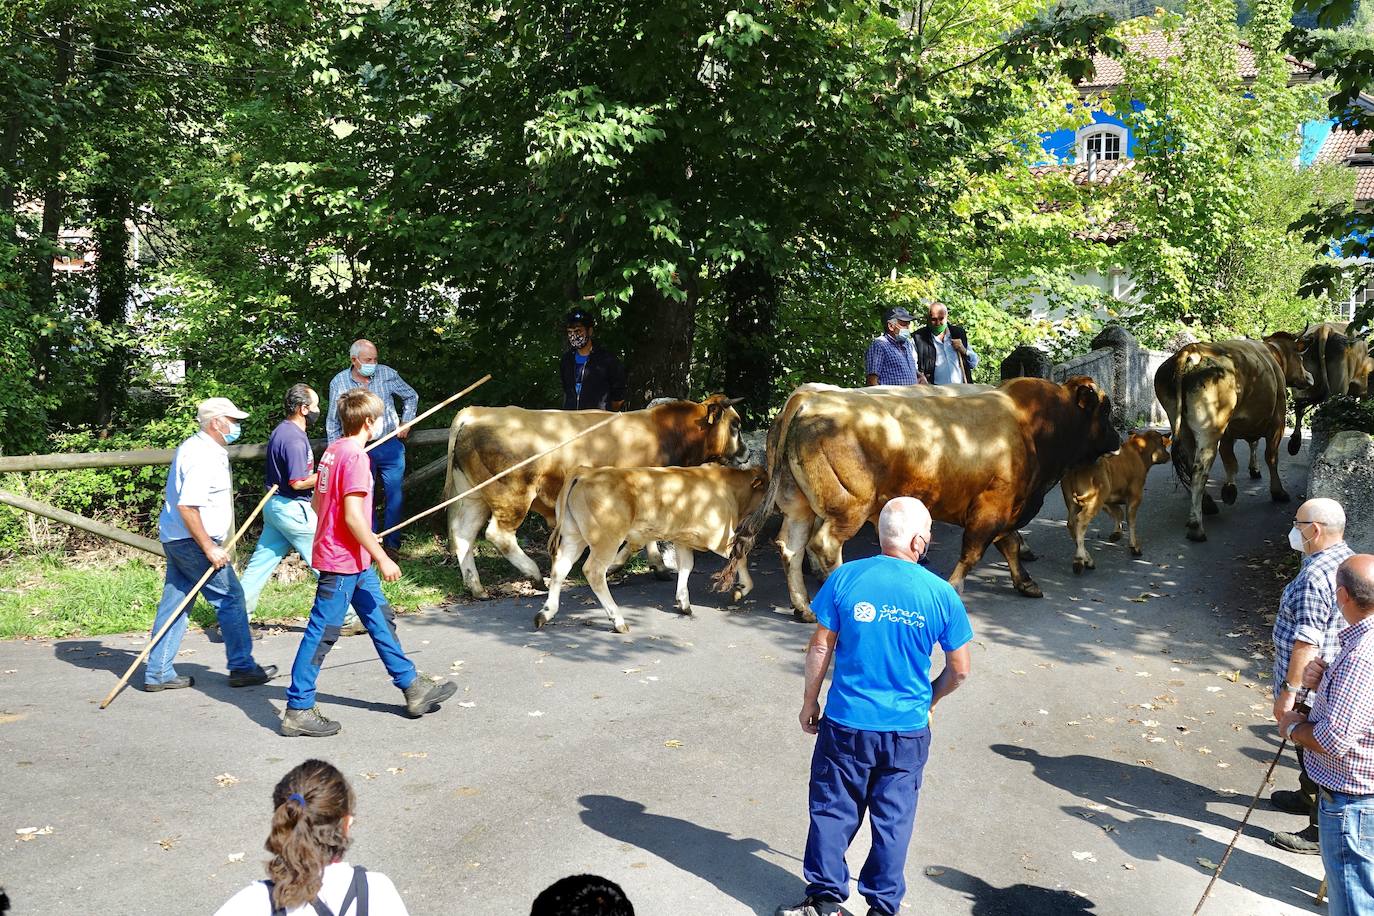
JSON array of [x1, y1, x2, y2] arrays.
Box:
[[305, 409, 321, 426]]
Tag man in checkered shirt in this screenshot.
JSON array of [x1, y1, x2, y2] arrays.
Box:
[[864, 307, 926, 387], [1281, 554, 1374, 914], [1268, 497, 1354, 855]]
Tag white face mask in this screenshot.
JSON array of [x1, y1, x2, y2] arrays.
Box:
[[1289, 525, 1308, 552]]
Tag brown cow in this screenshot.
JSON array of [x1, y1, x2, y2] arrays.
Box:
[[1290, 322, 1362, 455], [1154, 335, 1311, 542], [537, 464, 766, 633], [1061, 430, 1171, 573], [443, 396, 745, 598], [718, 376, 1120, 620]]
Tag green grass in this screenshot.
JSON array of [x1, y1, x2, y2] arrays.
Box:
[[0, 532, 484, 640]]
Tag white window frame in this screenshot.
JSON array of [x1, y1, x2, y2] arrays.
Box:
[[1077, 123, 1127, 165]]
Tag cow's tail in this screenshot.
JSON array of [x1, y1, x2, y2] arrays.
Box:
[[442, 409, 467, 550], [1169, 349, 1226, 489], [713, 390, 805, 592], [546, 472, 582, 561]]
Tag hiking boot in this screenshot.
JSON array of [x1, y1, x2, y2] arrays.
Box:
[[145, 675, 194, 692], [340, 616, 367, 637], [280, 706, 341, 738], [228, 664, 278, 687], [402, 674, 458, 718], [1270, 789, 1312, 816], [1267, 824, 1321, 855], [775, 898, 843, 916]]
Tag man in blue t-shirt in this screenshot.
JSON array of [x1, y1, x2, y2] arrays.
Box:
[[240, 384, 328, 616], [776, 497, 973, 916]]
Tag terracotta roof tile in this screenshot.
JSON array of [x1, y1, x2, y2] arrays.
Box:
[[1077, 33, 1315, 93], [1028, 158, 1135, 185]]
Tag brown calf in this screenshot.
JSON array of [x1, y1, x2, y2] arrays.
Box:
[[1061, 430, 1172, 573]]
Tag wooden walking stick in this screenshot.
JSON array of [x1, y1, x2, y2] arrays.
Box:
[[365, 374, 491, 453], [99, 485, 280, 710], [376, 412, 622, 539], [1191, 737, 1289, 914]]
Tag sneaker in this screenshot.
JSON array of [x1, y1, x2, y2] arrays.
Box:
[[775, 898, 842, 916], [402, 674, 458, 718], [1270, 789, 1312, 816], [228, 664, 278, 687], [280, 706, 341, 738], [144, 675, 194, 692], [1267, 824, 1321, 855], [340, 617, 367, 637]]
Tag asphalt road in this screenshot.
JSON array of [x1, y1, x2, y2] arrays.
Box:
[[0, 444, 1328, 915]]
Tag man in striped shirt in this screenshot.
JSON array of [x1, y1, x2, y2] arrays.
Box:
[[1269, 497, 1354, 855], [1281, 554, 1374, 915], [326, 339, 418, 560]]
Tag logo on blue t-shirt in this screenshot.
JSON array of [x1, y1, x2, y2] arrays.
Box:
[[853, 601, 876, 622]]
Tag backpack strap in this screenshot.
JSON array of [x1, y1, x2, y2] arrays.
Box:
[[337, 866, 368, 916], [263, 878, 338, 916]]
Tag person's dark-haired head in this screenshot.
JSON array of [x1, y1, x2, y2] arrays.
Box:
[[265, 759, 355, 911], [531, 874, 634, 916], [284, 383, 316, 419]]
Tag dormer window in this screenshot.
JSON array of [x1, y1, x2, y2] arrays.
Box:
[[1077, 123, 1127, 165]]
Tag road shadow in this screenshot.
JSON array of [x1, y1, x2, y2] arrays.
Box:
[[924, 866, 1097, 914], [993, 744, 1322, 910], [577, 794, 804, 914]]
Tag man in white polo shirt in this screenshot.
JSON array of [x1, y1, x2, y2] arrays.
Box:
[[143, 397, 277, 692]]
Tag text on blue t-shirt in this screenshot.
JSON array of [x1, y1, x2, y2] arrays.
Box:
[[811, 554, 973, 731]]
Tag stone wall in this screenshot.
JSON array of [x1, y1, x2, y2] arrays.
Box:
[[1310, 430, 1374, 553], [1040, 326, 1169, 429]]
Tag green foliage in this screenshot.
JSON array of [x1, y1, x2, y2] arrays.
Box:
[[1313, 394, 1374, 437]]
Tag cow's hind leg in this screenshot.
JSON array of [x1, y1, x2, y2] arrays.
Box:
[[448, 497, 491, 600], [1186, 440, 1219, 541], [994, 531, 1043, 597], [1248, 439, 1262, 479], [584, 547, 630, 634], [485, 512, 545, 588], [1219, 438, 1240, 505], [646, 540, 674, 581], [729, 559, 754, 604], [1104, 504, 1125, 543], [672, 545, 694, 616], [1289, 401, 1308, 456], [1068, 497, 1097, 574], [777, 515, 816, 622], [1126, 497, 1144, 557], [535, 527, 587, 629], [1265, 424, 1290, 503]]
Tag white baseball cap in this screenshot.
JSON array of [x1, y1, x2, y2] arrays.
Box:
[[196, 397, 250, 425]]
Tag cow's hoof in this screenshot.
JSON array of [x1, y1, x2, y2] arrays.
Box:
[[1131, 546, 1143, 557], [653, 567, 674, 582], [1186, 525, 1207, 542], [1272, 489, 1291, 504], [1072, 561, 1084, 575], [730, 588, 746, 604], [468, 586, 490, 601], [1288, 434, 1302, 456], [1107, 531, 1123, 543], [1016, 581, 1044, 598], [1202, 495, 1220, 516], [793, 608, 818, 623], [1020, 547, 1038, 562], [1221, 483, 1238, 505], [676, 603, 693, 617], [534, 611, 551, 629], [1250, 468, 1263, 480], [613, 621, 631, 634]]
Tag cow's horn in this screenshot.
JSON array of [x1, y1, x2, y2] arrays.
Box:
[[722, 396, 745, 407]]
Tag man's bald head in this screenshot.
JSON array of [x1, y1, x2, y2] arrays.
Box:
[[878, 497, 933, 562], [1338, 555, 1374, 615], [1299, 497, 1346, 534]]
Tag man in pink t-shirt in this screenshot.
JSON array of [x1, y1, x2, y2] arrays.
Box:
[[281, 389, 456, 737]]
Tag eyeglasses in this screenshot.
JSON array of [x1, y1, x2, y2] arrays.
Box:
[[1294, 519, 1319, 527]]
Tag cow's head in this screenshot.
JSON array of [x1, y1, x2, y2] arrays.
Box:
[[699, 395, 747, 461], [1129, 429, 1172, 467], [1063, 376, 1120, 460], [1264, 332, 1314, 389], [1353, 353, 1374, 398]]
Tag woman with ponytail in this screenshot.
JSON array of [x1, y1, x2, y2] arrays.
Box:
[[215, 759, 408, 916]]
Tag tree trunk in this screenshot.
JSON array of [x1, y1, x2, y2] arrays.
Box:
[[722, 260, 780, 425], [0, 109, 21, 247], [30, 21, 72, 387], [620, 280, 697, 407], [92, 183, 132, 431]]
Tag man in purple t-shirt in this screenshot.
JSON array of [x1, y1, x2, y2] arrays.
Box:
[[241, 384, 326, 615]]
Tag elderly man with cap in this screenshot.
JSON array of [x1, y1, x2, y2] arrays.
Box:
[[914, 298, 979, 385], [326, 338, 418, 560], [865, 307, 925, 387], [561, 308, 626, 410], [143, 397, 277, 692]]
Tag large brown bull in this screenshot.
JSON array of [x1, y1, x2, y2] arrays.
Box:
[[443, 395, 745, 598], [718, 376, 1119, 620], [1154, 335, 1311, 542], [1290, 322, 1371, 454]]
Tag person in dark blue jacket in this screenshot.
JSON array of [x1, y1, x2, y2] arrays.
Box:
[[560, 309, 626, 411]]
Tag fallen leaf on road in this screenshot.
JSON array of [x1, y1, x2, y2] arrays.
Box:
[[386, 767, 405, 776], [1197, 857, 1219, 871], [1072, 851, 1097, 862], [528, 710, 544, 717], [457, 701, 476, 708], [1142, 720, 1160, 728], [1135, 671, 1151, 678], [622, 667, 642, 675], [400, 752, 427, 759], [1218, 762, 1230, 768], [1123, 863, 1136, 870], [1038, 709, 1049, 715], [1225, 632, 1242, 638], [15, 826, 53, 842], [159, 835, 180, 851], [214, 773, 239, 788], [1222, 670, 1240, 683], [664, 740, 684, 749], [227, 852, 245, 863], [1206, 686, 1222, 693], [924, 866, 946, 877], [454, 787, 479, 797], [359, 772, 379, 780]]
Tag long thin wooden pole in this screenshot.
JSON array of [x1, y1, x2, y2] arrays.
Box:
[[377, 412, 622, 539], [1191, 737, 1288, 915], [99, 485, 279, 710], [0, 489, 163, 557], [365, 374, 491, 453]]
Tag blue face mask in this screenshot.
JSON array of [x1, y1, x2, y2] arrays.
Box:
[[223, 421, 241, 445], [359, 362, 377, 378]]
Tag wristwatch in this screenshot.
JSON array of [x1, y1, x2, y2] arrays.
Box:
[[1281, 681, 1301, 694]]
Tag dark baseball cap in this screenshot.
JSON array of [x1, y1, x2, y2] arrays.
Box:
[[883, 306, 914, 323], [565, 308, 595, 328]]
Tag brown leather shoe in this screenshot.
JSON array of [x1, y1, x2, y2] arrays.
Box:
[[1267, 825, 1321, 854]]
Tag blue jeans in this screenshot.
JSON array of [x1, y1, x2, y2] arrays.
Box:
[[1320, 788, 1374, 916], [803, 718, 931, 915], [145, 537, 257, 685], [285, 567, 417, 710], [240, 495, 318, 614], [369, 437, 405, 550]]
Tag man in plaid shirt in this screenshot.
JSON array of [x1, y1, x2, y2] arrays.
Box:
[[1269, 497, 1354, 855], [1281, 554, 1374, 914], [864, 307, 925, 387]]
